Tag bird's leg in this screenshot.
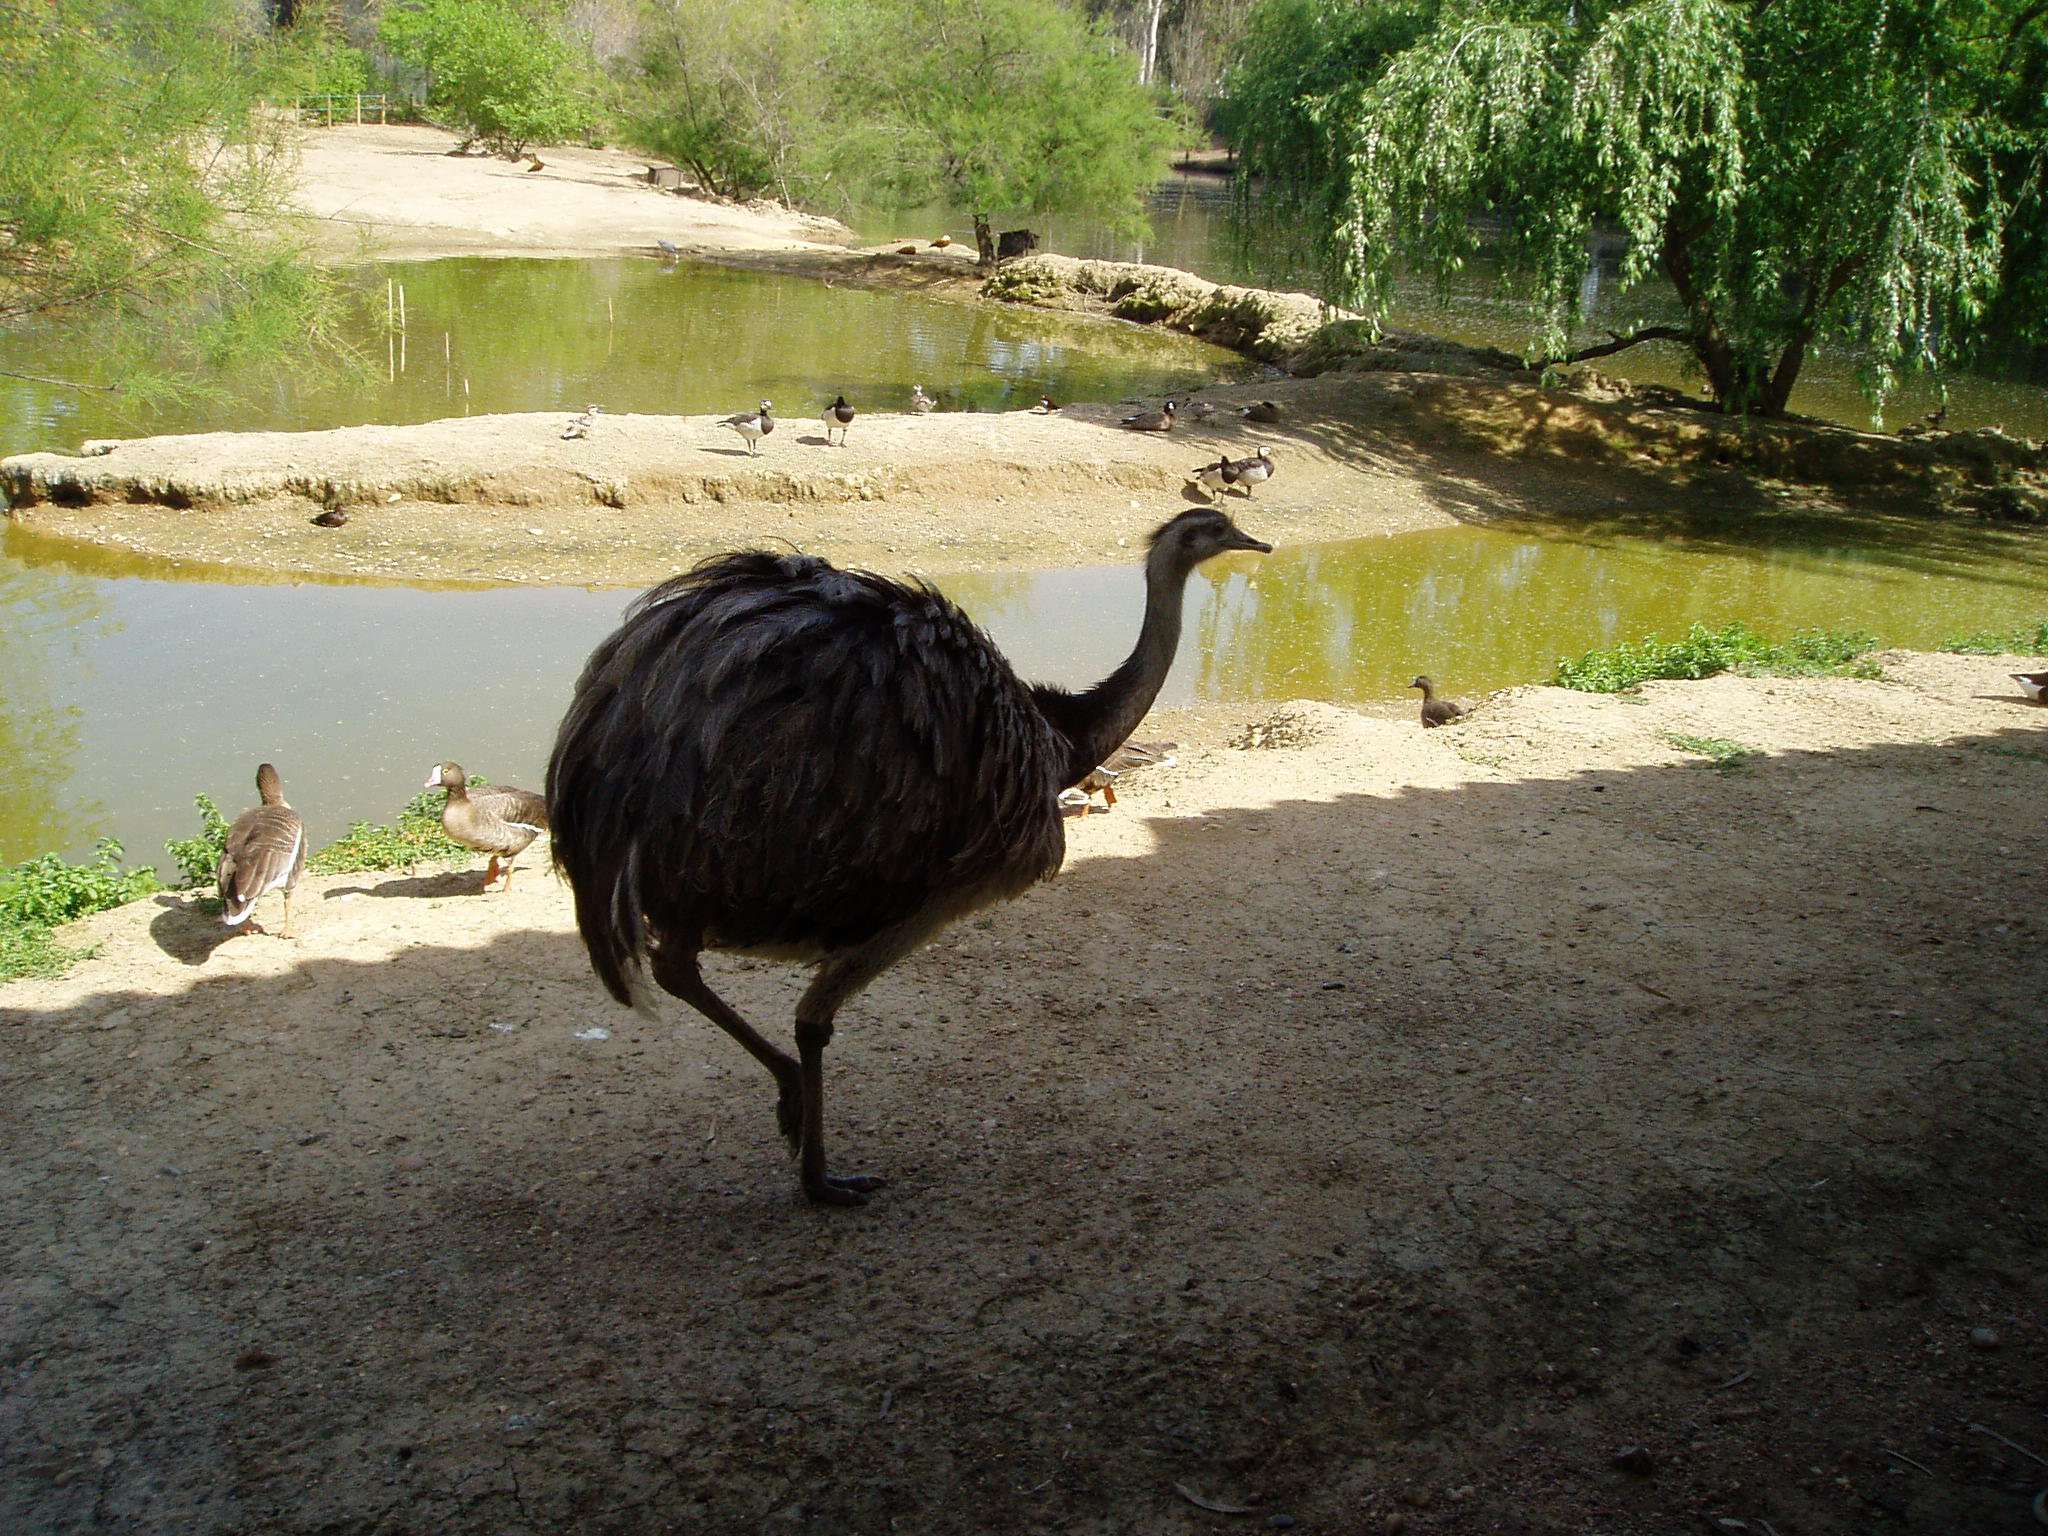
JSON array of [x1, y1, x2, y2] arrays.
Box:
[[1102, 783, 1118, 809], [483, 855, 503, 889], [279, 889, 295, 939], [499, 858, 517, 891], [792, 1014, 881, 1205], [652, 948, 806, 1145]]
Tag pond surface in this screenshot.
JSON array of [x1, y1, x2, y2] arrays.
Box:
[[0, 257, 1254, 454], [871, 175, 2048, 440], [6, 512, 2043, 871]]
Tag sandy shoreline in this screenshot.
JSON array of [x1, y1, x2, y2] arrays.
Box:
[[5, 658, 2046, 1533]]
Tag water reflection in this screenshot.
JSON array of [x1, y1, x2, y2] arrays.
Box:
[[0, 259, 1253, 454], [7, 516, 2040, 870]]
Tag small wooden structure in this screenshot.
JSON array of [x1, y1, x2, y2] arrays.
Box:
[[298, 93, 393, 125]]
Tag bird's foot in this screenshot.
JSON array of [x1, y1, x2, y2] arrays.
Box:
[[803, 1172, 888, 1207]]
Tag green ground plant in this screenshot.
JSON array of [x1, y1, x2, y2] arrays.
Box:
[[309, 790, 473, 875], [1659, 732, 1764, 774], [1553, 622, 1880, 693], [0, 842, 161, 984], [164, 793, 232, 890], [1938, 619, 2048, 655]]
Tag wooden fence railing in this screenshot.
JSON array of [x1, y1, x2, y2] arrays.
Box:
[[297, 94, 397, 126]]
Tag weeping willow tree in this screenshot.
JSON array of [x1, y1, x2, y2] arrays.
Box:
[[1223, 0, 2047, 415], [0, 0, 352, 405]]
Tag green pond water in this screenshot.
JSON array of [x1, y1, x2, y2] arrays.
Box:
[[4, 511, 2044, 872], [2, 196, 2045, 873]]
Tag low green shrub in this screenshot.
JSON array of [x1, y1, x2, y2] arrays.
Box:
[[1553, 622, 1880, 693], [0, 841, 162, 984], [1938, 618, 2048, 655], [1660, 732, 1764, 773], [310, 790, 473, 875], [164, 793, 231, 890]]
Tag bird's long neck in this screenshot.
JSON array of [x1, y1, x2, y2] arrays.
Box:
[[1056, 543, 1197, 783]]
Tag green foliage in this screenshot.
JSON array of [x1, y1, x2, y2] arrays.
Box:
[[616, 0, 1178, 223], [1222, 0, 2046, 415], [310, 791, 472, 875], [164, 793, 231, 892], [0, 0, 352, 401], [380, 0, 592, 155], [0, 841, 161, 984], [1553, 622, 1879, 692], [1659, 731, 1763, 773], [1938, 618, 2048, 655]]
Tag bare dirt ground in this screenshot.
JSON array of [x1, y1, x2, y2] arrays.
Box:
[[4, 118, 2047, 1536], [4, 657, 2047, 1536]]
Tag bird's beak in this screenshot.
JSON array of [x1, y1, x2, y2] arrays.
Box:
[[424, 765, 442, 788], [1226, 532, 1274, 554]]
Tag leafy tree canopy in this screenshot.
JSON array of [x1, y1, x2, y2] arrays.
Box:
[[0, 0, 350, 404], [1223, 0, 2048, 414], [617, 0, 1179, 242], [380, 0, 593, 155]]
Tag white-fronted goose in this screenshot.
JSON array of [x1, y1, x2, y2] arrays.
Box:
[[719, 400, 774, 455], [425, 761, 550, 891], [2011, 671, 2048, 703], [1121, 400, 1176, 432], [218, 762, 306, 936], [823, 395, 855, 446], [1225, 446, 1274, 496], [1061, 739, 1180, 813], [1241, 400, 1282, 423], [1410, 675, 1467, 728], [911, 384, 936, 413]]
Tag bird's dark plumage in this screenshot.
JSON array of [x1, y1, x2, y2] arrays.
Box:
[[1121, 400, 1176, 432], [2011, 670, 2048, 703], [311, 506, 349, 527], [218, 762, 306, 936], [719, 400, 774, 454], [823, 394, 855, 446], [548, 508, 1272, 1205], [1410, 675, 1466, 728], [1241, 400, 1282, 424]]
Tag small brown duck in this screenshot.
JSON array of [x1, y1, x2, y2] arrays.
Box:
[[1038, 395, 1060, 413], [311, 505, 349, 528], [1410, 675, 1467, 728], [425, 762, 550, 891], [218, 762, 306, 937], [1059, 739, 1179, 813], [1240, 400, 1282, 424], [2011, 671, 2048, 703], [1121, 400, 1177, 432], [911, 384, 936, 413]]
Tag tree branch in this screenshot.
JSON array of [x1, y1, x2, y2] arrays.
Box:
[[1530, 325, 1692, 369], [0, 368, 117, 393]]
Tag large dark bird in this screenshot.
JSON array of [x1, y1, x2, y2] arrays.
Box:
[[548, 508, 1271, 1205], [822, 395, 855, 447], [218, 763, 306, 937]]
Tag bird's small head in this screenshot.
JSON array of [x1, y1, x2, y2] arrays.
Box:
[[425, 761, 467, 791], [1149, 507, 1272, 569], [1040, 396, 1059, 411], [758, 400, 773, 414], [1255, 446, 1273, 461], [1408, 676, 1432, 691]]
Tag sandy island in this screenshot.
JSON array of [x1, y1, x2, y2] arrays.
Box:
[[3, 120, 2046, 1536]]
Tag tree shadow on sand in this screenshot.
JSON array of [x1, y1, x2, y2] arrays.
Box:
[[6, 725, 2045, 1535]]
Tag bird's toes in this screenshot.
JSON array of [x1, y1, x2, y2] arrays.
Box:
[[804, 1172, 887, 1206]]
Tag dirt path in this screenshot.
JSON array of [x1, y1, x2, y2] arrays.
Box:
[[4, 656, 2045, 1535]]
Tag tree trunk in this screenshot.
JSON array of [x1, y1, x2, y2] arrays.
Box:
[[973, 213, 996, 268], [1139, 0, 1165, 85]]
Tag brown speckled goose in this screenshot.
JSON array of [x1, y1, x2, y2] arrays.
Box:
[[1410, 675, 1467, 728], [219, 762, 306, 936], [425, 761, 550, 891]]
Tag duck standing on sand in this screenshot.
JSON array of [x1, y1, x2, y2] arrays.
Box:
[[1189, 456, 1235, 497], [1410, 675, 1467, 728], [1224, 446, 1274, 497], [425, 762, 550, 891], [822, 395, 855, 447], [218, 763, 306, 937], [2011, 671, 2048, 703], [719, 401, 774, 455]]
